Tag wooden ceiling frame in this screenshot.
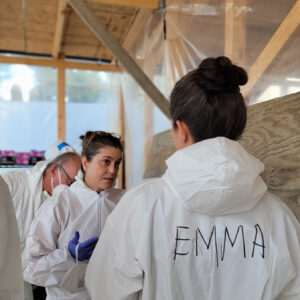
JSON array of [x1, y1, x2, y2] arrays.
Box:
[[122, 9, 154, 50], [0, 55, 120, 72], [88, 0, 159, 9], [52, 0, 68, 58], [68, 0, 171, 119], [241, 0, 300, 97]]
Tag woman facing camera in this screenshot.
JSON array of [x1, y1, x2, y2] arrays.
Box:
[[85, 57, 300, 300], [23, 131, 124, 300]]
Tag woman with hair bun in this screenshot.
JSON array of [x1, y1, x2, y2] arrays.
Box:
[[86, 57, 300, 300], [23, 131, 124, 300]]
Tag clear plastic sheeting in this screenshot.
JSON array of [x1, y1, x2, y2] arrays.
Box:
[[0, 64, 57, 151], [120, 0, 300, 187], [66, 70, 121, 153]]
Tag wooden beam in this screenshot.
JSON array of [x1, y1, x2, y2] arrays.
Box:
[[241, 0, 300, 96], [64, 61, 120, 72], [0, 55, 120, 72], [225, 0, 246, 63], [88, 0, 158, 9], [0, 55, 56, 67], [225, 0, 234, 58], [122, 9, 154, 50], [52, 0, 68, 58], [68, 0, 171, 119], [57, 54, 66, 140], [118, 84, 125, 189]]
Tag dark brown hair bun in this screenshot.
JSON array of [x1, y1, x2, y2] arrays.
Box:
[[196, 56, 248, 92]]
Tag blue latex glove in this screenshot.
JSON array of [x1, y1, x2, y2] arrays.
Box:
[[68, 231, 98, 261]]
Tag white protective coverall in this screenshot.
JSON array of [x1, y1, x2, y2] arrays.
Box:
[[2, 140, 76, 300], [86, 137, 300, 300], [0, 176, 24, 300], [23, 171, 125, 300], [1, 140, 77, 255]]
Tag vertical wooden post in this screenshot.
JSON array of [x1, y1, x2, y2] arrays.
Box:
[[143, 95, 153, 174], [225, 0, 246, 64], [57, 54, 66, 140], [118, 83, 125, 189]]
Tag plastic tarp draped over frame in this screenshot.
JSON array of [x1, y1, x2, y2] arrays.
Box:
[[65, 70, 121, 153], [120, 0, 300, 188]]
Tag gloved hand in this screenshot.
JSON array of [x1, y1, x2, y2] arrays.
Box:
[[68, 231, 98, 261]]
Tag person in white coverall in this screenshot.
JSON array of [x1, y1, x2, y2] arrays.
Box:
[[1, 140, 81, 300], [0, 176, 24, 300], [23, 131, 125, 300], [85, 56, 300, 300]]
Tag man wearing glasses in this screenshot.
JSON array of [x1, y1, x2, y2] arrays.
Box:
[[1, 141, 81, 300]]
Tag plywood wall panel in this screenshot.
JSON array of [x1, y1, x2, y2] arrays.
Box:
[[144, 92, 300, 221], [240, 92, 300, 220]]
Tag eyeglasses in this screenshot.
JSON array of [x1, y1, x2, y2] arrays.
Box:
[[59, 165, 74, 186], [85, 131, 121, 148]]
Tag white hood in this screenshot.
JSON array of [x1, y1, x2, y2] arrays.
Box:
[[164, 137, 267, 215]]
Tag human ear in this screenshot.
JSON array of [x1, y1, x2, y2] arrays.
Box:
[[175, 120, 189, 143], [81, 156, 88, 172], [49, 164, 58, 176]]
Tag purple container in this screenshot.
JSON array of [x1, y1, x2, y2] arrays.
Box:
[[16, 152, 30, 165]]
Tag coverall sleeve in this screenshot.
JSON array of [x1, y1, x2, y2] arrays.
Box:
[[277, 212, 300, 299], [23, 196, 74, 287], [85, 191, 144, 300]]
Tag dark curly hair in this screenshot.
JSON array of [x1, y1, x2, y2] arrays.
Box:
[[170, 56, 248, 142]]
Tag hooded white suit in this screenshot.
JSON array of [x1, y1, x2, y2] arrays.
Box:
[[1, 161, 48, 256], [23, 171, 125, 300], [0, 176, 24, 300], [2, 141, 77, 300], [86, 137, 300, 300]]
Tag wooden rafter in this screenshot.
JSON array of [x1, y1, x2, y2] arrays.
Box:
[[88, 0, 158, 9], [0, 55, 120, 72], [53, 0, 68, 58], [242, 0, 300, 97], [68, 0, 171, 119], [0, 55, 55, 68], [122, 9, 153, 50], [64, 61, 120, 72]]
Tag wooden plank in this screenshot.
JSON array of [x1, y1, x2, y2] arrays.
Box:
[[57, 54, 66, 140], [87, 1, 136, 15], [0, 41, 24, 52], [52, 0, 68, 58], [118, 84, 125, 189], [0, 54, 119, 72], [224, 0, 234, 57], [122, 9, 152, 49], [0, 55, 57, 67], [240, 92, 300, 221], [224, 0, 246, 63], [68, 0, 171, 119], [241, 0, 300, 96], [65, 60, 120, 72], [63, 43, 100, 58], [87, 0, 158, 9]]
